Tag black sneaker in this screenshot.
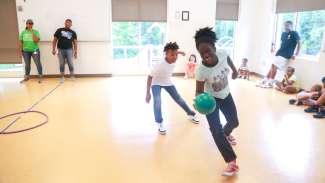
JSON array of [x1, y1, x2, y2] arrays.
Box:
[[289, 99, 297, 105], [313, 109, 325, 119], [304, 106, 319, 113], [296, 101, 303, 106]]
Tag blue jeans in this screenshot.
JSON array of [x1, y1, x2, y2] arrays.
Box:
[[58, 49, 74, 73], [206, 94, 239, 163], [22, 50, 42, 75], [152, 85, 195, 123]]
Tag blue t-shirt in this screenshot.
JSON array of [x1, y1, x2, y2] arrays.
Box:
[[276, 31, 300, 59]]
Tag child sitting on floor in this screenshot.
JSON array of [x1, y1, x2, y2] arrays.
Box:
[[289, 84, 322, 106], [303, 76, 325, 118], [184, 54, 197, 78], [238, 58, 250, 80], [275, 67, 299, 94]]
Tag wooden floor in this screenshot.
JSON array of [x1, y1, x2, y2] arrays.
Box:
[[0, 77, 324, 183]]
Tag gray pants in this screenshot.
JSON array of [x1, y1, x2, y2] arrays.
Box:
[[58, 49, 74, 74], [22, 50, 42, 76]]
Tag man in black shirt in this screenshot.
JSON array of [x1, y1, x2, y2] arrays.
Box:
[[52, 19, 78, 82]]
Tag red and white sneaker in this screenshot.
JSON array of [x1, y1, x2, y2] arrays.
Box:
[[222, 161, 239, 177], [226, 135, 237, 146]]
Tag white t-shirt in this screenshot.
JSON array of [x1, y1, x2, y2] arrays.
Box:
[[150, 59, 175, 86], [196, 49, 230, 99]]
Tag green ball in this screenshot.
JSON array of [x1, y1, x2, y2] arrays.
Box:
[[194, 93, 216, 115]]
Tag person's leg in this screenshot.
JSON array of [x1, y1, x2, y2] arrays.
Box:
[[206, 98, 237, 163], [152, 85, 163, 123], [31, 50, 43, 76], [58, 49, 66, 82], [283, 86, 298, 94], [275, 81, 284, 91], [220, 94, 239, 137], [21, 51, 32, 82], [266, 68, 271, 79], [65, 49, 75, 78], [244, 70, 250, 80], [269, 64, 278, 80], [164, 85, 196, 116], [315, 92, 325, 106]]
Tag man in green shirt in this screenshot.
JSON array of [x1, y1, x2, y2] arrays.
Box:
[[19, 19, 43, 83]]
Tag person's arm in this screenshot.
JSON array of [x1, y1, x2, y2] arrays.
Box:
[[73, 39, 78, 59], [293, 32, 301, 59], [145, 75, 153, 103], [18, 32, 23, 57], [177, 51, 185, 56], [18, 40, 23, 58], [227, 56, 238, 79], [286, 79, 295, 85], [196, 81, 205, 97], [32, 31, 40, 43], [315, 92, 325, 106], [52, 37, 58, 55], [295, 41, 301, 57]]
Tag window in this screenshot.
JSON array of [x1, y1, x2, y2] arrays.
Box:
[[0, 64, 22, 71], [275, 10, 325, 57], [215, 20, 236, 60], [112, 22, 166, 63]]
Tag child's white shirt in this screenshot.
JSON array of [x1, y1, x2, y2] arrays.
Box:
[[150, 59, 175, 86], [196, 49, 230, 99]]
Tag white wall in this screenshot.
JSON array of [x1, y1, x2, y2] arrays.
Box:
[[15, 0, 112, 75], [235, 0, 275, 74], [166, 0, 216, 73], [10, 0, 325, 86]]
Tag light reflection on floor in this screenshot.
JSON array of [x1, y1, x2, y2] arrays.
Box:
[[261, 113, 312, 175]]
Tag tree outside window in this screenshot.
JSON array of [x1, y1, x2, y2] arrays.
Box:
[[276, 10, 325, 57]]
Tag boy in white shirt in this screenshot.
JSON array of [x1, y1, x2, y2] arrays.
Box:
[[145, 42, 199, 135]]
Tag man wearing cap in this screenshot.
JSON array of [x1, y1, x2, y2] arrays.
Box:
[[52, 19, 78, 83], [19, 19, 43, 83]]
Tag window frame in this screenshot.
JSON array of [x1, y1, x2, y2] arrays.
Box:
[[274, 10, 325, 60], [214, 20, 237, 61]]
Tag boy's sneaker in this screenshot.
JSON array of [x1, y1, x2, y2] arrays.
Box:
[[222, 161, 239, 177], [264, 80, 273, 88], [38, 76, 43, 84], [226, 135, 237, 146], [157, 122, 166, 135], [70, 75, 76, 81], [296, 101, 303, 106], [188, 114, 200, 124], [304, 106, 319, 113], [59, 77, 65, 83], [313, 109, 325, 119], [256, 78, 267, 87], [289, 99, 297, 105]]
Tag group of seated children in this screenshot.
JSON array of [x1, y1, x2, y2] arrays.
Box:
[[289, 76, 325, 119]]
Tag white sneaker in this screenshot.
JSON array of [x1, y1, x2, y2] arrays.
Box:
[[59, 77, 65, 83], [188, 114, 200, 124], [264, 80, 273, 88], [157, 123, 166, 135], [70, 75, 76, 81], [256, 78, 267, 87]]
